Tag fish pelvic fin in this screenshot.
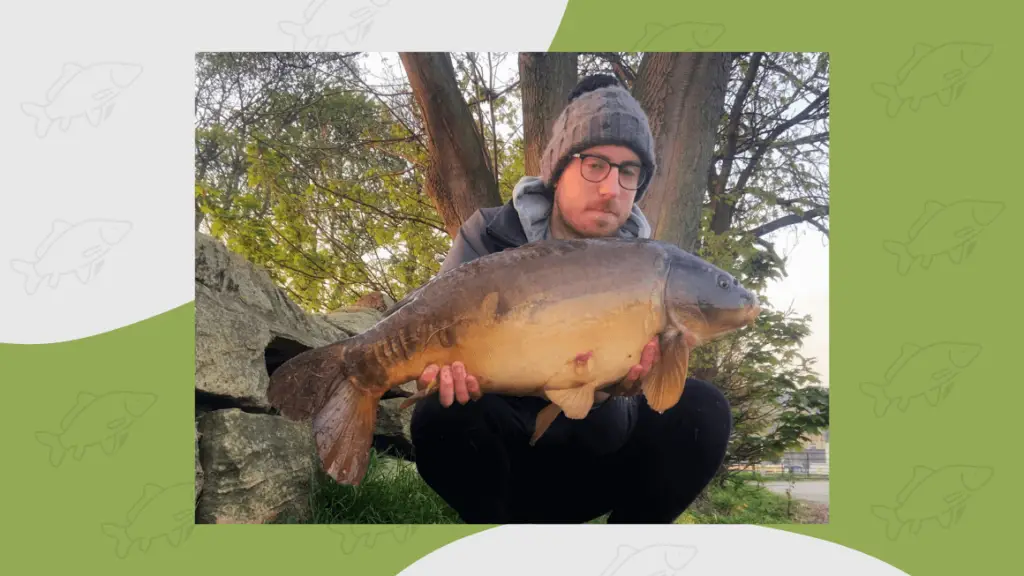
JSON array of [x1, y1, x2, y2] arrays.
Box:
[[641, 330, 690, 414], [859, 382, 891, 417], [544, 384, 596, 419], [314, 378, 380, 486], [530, 402, 563, 446], [871, 505, 903, 540]]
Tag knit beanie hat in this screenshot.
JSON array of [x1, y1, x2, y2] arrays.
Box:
[[540, 74, 657, 203]]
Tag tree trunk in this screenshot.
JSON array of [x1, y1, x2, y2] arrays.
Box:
[[632, 52, 731, 252], [400, 52, 502, 238], [518, 52, 579, 175]]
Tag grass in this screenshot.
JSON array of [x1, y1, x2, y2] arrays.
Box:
[[272, 448, 824, 525]]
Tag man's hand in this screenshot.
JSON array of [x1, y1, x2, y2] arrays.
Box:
[[418, 361, 483, 407], [597, 336, 661, 401]]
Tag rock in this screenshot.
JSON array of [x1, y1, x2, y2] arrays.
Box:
[[353, 291, 396, 312], [196, 409, 315, 524], [193, 232, 421, 524], [195, 424, 203, 500], [322, 308, 383, 336], [194, 232, 350, 408]]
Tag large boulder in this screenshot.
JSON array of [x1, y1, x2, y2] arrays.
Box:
[[193, 232, 420, 523], [196, 409, 315, 524]]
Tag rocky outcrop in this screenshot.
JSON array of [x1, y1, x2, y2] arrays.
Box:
[[193, 232, 417, 524]]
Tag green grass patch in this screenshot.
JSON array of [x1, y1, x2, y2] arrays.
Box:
[[273, 448, 813, 525]]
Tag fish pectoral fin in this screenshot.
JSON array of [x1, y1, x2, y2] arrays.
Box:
[[530, 402, 563, 446], [544, 383, 596, 420], [640, 330, 690, 414], [398, 382, 439, 410]]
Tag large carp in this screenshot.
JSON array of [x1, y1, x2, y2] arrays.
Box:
[[266, 237, 761, 486]]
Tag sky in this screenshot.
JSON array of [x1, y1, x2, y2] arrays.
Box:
[[357, 52, 829, 389]]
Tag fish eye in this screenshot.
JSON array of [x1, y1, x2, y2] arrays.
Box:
[[717, 275, 730, 290]]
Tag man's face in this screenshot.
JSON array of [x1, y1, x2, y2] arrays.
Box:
[[551, 144, 644, 239]]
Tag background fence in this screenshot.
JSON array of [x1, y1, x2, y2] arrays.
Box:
[[732, 448, 830, 477]]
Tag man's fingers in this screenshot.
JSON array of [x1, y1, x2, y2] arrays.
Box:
[[439, 365, 454, 407], [418, 364, 440, 390], [640, 340, 658, 370], [466, 375, 482, 400], [452, 362, 470, 404], [623, 365, 642, 384]]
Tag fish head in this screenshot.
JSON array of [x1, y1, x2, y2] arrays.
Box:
[[663, 249, 760, 344], [107, 63, 144, 89], [956, 466, 994, 492], [959, 43, 994, 69], [99, 220, 133, 245]]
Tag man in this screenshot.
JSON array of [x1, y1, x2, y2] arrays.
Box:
[[409, 74, 733, 524]]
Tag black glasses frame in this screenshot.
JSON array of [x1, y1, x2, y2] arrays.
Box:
[[572, 153, 648, 191]]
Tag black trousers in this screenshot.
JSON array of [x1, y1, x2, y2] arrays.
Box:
[[409, 378, 732, 524]]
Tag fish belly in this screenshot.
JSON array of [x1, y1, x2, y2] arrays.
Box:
[[455, 293, 663, 397]]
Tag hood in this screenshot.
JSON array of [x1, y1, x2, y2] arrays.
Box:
[[511, 176, 653, 243]]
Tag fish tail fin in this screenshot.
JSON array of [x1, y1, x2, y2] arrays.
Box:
[[871, 505, 903, 540], [20, 102, 52, 137], [266, 340, 381, 486], [101, 522, 133, 558], [882, 240, 913, 275], [870, 82, 903, 117], [313, 378, 380, 486], [35, 431, 65, 466], [859, 382, 891, 417], [10, 259, 43, 295]]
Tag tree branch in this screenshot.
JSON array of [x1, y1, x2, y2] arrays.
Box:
[[745, 206, 830, 238]]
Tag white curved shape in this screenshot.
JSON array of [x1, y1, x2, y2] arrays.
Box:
[[397, 524, 909, 576], [1, 1, 570, 344], [276, 0, 571, 51]]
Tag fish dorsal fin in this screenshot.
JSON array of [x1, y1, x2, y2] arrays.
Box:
[[47, 64, 84, 102], [641, 330, 690, 413], [61, 392, 96, 430], [302, 0, 324, 21], [127, 484, 163, 521], [885, 343, 921, 382], [633, 23, 665, 51], [897, 44, 934, 82], [36, 220, 74, 258], [907, 201, 945, 239], [544, 383, 596, 420], [897, 466, 934, 503]]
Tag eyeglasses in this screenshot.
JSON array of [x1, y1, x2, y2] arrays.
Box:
[[572, 153, 649, 191]]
